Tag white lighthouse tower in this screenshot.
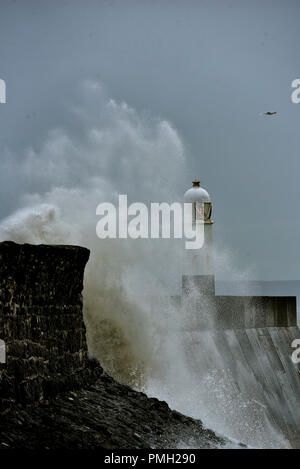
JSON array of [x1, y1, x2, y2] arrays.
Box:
[[183, 180, 215, 296]]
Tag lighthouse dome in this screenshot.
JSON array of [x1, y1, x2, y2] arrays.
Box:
[[184, 180, 212, 223], [184, 180, 211, 203]]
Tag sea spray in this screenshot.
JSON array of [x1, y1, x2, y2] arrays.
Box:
[[0, 81, 186, 387], [0, 81, 289, 448]]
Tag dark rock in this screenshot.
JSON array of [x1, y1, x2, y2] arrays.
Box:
[[0, 375, 226, 449]]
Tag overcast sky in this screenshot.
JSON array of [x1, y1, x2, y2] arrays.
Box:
[[0, 0, 300, 280]]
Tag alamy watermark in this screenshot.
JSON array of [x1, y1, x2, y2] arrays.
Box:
[[291, 79, 300, 104], [0, 78, 6, 104], [96, 195, 207, 249], [291, 339, 300, 364], [1, 79, 7, 362], [0, 339, 5, 364]]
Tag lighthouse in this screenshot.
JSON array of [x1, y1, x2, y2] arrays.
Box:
[[183, 180, 215, 296]]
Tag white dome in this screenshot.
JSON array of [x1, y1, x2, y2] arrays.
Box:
[[184, 181, 211, 203]]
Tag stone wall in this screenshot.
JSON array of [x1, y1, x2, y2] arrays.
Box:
[[0, 242, 102, 412]]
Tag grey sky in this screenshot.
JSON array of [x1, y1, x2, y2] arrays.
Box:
[[0, 0, 300, 279]]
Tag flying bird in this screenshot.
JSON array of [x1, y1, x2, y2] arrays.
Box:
[[264, 111, 277, 115]]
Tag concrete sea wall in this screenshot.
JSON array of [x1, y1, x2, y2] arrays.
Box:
[[181, 275, 300, 448]]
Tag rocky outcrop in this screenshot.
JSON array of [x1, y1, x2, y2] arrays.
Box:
[[0, 372, 226, 449], [0, 242, 227, 449]]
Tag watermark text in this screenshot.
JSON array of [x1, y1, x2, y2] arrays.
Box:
[[96, 195, 206, 249], [0, 79, 6, 104], [291, 79, 300, 104], [291, 339, 300, 364], [0, 339, 6, 364]]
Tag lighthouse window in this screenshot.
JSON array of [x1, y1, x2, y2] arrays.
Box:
[[193, 202, 212, 222], [204, 202, 212, 221], [193, 202, 204, 221]]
